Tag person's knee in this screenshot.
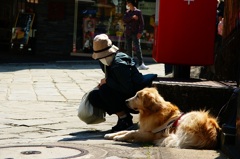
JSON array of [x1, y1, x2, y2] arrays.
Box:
[[88, 90, 99, 103]]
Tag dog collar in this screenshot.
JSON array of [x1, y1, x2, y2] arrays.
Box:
[[151, 113, 184, 134]]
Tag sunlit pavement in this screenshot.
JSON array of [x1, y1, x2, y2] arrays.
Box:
[[0, 59, 228, 159]]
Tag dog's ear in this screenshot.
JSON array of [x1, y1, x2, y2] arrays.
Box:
[[142, 91, 161, 112]]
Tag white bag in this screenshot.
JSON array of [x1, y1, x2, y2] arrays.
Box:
[[78, 88, 106, 124]]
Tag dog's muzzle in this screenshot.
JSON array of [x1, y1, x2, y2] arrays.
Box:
[[125, 99, 139, 112]]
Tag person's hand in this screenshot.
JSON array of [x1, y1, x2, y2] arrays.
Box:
[[98, 78, 106, 88], [132, 15, 138, 20]]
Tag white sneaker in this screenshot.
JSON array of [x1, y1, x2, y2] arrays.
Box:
[[138, 63, 149, 70]]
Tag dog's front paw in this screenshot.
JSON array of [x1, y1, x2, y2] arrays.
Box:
[[104, 133, 115, 140], [113, 136, 124, 141], [105, 134, 125, 141], [113, 135, 134, 142]]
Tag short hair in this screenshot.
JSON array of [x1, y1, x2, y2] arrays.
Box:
[[126, 0, 135, 6]]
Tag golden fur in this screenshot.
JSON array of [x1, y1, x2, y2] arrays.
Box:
[[104, 87, 221, 149]]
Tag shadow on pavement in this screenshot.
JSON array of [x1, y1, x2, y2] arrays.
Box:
[[59, 129, 154, 148], [59, 130, 112, 141]]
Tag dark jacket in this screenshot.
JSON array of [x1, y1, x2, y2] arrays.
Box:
[[100, 52, 157, 97], [123, 7, 144, 36]]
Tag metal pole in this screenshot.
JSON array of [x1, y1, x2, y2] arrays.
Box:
[[72, 0, 78, 53]]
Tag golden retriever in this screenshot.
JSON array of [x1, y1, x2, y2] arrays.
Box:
[[104, 87, 221, 149]]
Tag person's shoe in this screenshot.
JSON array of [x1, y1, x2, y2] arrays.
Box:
[[111, 114, 133, 132], [138, 63, 149, 70]]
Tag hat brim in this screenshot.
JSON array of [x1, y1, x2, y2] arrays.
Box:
[[92, 45, 119, 60]]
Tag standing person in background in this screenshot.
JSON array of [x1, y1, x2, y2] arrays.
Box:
[[123, 0, 149, 70]]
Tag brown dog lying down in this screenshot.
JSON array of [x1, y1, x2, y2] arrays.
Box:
[[104, 87, 221, 149]]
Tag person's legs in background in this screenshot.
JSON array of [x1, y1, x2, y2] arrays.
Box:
[[132, 34, 149, 70], [126, 35, 133, 58]]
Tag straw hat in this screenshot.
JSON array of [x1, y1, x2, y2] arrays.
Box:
[[92, 34, 119, 60]]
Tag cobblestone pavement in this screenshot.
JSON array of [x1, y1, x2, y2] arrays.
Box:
[[0, 59, 229, 159]]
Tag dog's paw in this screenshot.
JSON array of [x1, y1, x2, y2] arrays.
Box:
[[113, 136, 123, 141], [104, 134, 115, 140], [113, 135, 133, 142]]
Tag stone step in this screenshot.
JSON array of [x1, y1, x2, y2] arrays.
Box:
[[152, 78, 237, 126]]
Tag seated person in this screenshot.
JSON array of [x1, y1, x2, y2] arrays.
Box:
[[89, 34, 157, 132]]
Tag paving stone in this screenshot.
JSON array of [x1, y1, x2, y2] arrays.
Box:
[[0, 62, 230, 159]]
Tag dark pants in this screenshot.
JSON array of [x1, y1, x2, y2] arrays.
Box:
[[126, 34, 143, 65], [88, 84, 133, 115]]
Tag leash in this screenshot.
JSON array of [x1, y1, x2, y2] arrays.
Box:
[[217, 88, 240, 118], [152, 112, 184, 134]]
